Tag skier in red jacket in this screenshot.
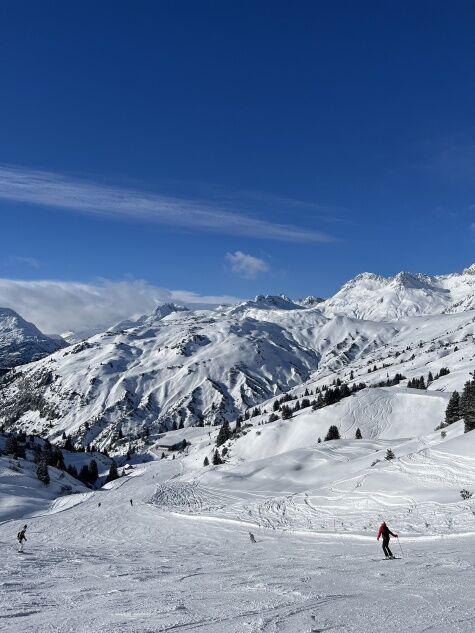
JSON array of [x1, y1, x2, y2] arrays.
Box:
[[377, 521, 398, 558]]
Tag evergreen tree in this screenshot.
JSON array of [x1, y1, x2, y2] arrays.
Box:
[[268, 413, 278, 423], [67, 464, 78, 479], [385, 449, 395, 461], [212, 449, 223, 465], [54, 447, 66, 470], [5, 434, 18, 456], [79, 464, 89, 483], [88, 459, 98, 484], [64, 435, 74, 451], [272, 399, 280, 412], [461, 377, 475, 433], [281, 405, 292, 420], [36, 459, 50, 485], [444, 391, 461, 426], [171, 421, 178, 431], [317, 437, 321, 443], [106, 460, 119, 483], [216, 420, 231, 447], [355, 428, 362, 439], [203, 456, 209, 466], [324, 425, 340, 441]]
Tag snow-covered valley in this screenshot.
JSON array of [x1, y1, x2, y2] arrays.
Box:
[[1, 263, 475, 632]]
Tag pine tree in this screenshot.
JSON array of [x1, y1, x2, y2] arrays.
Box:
[[203, 456, 209, 466], [88, 459, 98, 484], [216, 420, 231, 447], [317, 437, 321, 443], [281, 405, 292, 420], [64, 435, 74, 451], [5, 434, 18, 456], [385, 449, 395, 461], [461, 377, 475, 433], [324, 425, 340, 441], [36, 460, 50, 485], [212, 449, 223, 465], [106, 460, 119, 483], [268, 413, 278, 423], [79, 464, 89, 483], [355, 428, 362, 439], [444, 391, 461, 426]]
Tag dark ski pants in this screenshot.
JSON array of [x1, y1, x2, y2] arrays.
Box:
[[382, 538, 393, 558]]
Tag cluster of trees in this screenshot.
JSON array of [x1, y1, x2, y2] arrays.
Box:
[[270, 381, 367, 422], [319, 425, 364, 441], [204, 449, 226, 467], [441, 375, 475, 433], [2, 430, 118, 486], [408, 368, 450, 390], [61, 431, 108, 456], [407, 376, 428, 390], [216, 419, 242, 447], [373, 373, 406, 388]]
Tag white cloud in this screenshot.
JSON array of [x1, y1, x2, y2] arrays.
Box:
[[0, 278, 239, 335], [0, 165, 334, 243], [226, 251, 270, 279]]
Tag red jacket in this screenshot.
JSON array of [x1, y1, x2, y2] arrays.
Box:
[[377, 523, 397, 540]]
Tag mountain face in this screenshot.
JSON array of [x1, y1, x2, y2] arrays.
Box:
[[0, 308, 67, 374], [0, 264, 474, 451], [321, 264, 475, 320]]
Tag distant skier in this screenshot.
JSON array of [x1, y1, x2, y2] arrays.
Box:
[[249, 532, 256, 543], [377, 521, 398, 558], [17, 525, 27, 552], [130, 499, 133, 506]]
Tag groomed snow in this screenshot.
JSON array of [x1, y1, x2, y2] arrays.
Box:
[[1, 453, 475, 632]]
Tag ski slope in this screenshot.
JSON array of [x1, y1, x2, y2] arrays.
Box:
[[1, 452, 475, 633]]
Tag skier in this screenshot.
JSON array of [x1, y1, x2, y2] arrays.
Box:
[[130, 499, 133, 506], [377, 521, 398, 558], [249, 532, 256, 543], [17, 525, 28, 552]]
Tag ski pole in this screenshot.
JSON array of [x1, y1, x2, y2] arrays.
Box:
[[397, 537, 404, 558]]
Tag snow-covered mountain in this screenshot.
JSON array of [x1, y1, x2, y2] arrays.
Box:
[[322, 263, 475, 320], [0, 307, 67, 374]]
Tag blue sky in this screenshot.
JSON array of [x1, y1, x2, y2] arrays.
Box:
[[1, 1, 474, 330]]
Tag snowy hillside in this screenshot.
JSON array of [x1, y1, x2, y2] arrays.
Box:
[[1, 416, 475, 632], [322, 263, 475, 319], [0, 297, 474, 453], [0, 307, 66, 374]]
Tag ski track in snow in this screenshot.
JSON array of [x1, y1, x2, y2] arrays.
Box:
[[1, 458, 475, 632]]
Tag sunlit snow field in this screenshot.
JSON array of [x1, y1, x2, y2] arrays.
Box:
[[1, 450, 475, 633]]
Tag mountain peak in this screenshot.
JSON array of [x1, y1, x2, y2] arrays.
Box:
[[0, 307, 66, 372]]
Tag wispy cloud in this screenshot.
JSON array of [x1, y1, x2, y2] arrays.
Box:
[[0, 278, 240, 334], [0, 165, 334, 243], [226, 251, 270, 279], [11, 256, 40, 269]]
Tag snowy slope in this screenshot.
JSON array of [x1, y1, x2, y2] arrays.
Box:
[[0, 300, 473, 453], [2, 451, 475, 632], [0, 307, 66, 373]]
